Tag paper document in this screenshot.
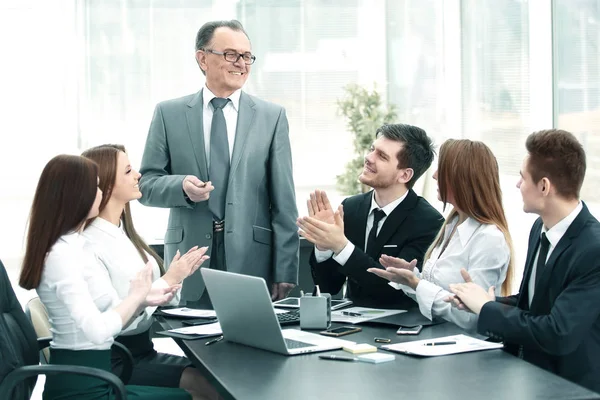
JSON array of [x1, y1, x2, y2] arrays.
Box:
[[381, 334, 503, 357], [161, 308, 217, 318], [168, 322, 222, 336], [331, 307, 406, 324]]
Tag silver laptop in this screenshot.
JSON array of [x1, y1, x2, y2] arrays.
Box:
[[201, 269, 350, 355]]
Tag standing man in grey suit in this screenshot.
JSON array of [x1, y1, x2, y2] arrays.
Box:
[[139, 20, 298, 305]]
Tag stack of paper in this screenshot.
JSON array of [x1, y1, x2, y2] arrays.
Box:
[[161, 308, 217, 318], [357, 353, 395, 364], [168, 322, 222, 337], [381, 334, 503, 357], [343, 343, 377, 354]]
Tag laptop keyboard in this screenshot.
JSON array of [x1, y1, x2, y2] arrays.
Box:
[[277, 309, 300, 326], [284, 338, 313, 349]]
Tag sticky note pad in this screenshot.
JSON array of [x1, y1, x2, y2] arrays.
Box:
[[357, 352, 395, 364], [342, 343, 377, 354]]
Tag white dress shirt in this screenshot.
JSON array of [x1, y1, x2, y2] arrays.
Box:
[[314, 190, 409, 265], [82, 217, 178, 336], [528, 202, 582, 306], [36, 232, 123, 350], [391, 216, 510, 331], [202, 85, 241, 164]]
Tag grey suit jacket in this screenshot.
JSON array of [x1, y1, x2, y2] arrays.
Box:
[[139, 89, 299, 301]]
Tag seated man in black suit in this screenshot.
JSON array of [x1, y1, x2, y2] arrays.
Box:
[[297, 124, 444, 309], [449, 129, 600, 393]]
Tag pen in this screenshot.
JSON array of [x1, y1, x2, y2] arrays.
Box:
[[423, 341, 456, 346], [315, 285, 321, 297], [342, 311, 363, 317], [300, 290, 305, 297], [318, 355, 358, 362], [205, 336, 224, 346]]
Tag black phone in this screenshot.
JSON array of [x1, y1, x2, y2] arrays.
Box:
[[396, 325, 423, 335], [320, 326, 362, 337]]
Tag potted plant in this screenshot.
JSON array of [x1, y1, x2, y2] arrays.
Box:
[[336, 83, 397, 195]]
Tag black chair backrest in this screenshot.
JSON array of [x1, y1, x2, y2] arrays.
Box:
[[0, 259, 39, 399]]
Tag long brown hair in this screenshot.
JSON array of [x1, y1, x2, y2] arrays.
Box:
[[426, 139, 514, 295], [81, 144, 164, 274], [20, 155, 99, 289]]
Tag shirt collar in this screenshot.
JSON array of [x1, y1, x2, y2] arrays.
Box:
[[455, 216, 482, 248], [542, 201, 583, 247], [88, 217, 123, 239], [369, 190, 409, 217], [203, 85, 241, 112]]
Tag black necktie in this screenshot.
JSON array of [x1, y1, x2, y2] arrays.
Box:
[[208, 97, 231, 221], [366, 209, 386, 256], [535, 233, 550, 289]]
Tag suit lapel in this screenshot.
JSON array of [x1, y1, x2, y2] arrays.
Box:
[[229, 92, 256, 181], [347, 192, 372, 251], [518, 226, 541, 310], [531, 205, 591, 306], [370, 190, 417, 257], [185, 90, 208, 181]]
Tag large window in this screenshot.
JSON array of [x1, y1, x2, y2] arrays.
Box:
[[554, 0, 600, 209]]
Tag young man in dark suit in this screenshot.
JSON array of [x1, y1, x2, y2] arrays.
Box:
[[449, 129, 600, 393], [297, 124, 444, 309]]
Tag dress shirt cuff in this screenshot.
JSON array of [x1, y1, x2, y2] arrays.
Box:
[[332, 242, 354, 266], [105, 310, 124, 337], [388, 268, 421, 291], [314, 248, 334, 263], [415, 279, 442, 321]]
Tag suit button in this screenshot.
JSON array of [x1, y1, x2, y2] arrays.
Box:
[[205, 233, 212, 239]]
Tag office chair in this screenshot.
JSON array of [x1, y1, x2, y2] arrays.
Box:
[[24, 296, 134, 380], [0, 259, 128, 399]]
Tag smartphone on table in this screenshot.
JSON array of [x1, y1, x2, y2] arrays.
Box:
[[320, 326, 362, 337], [396, 325, 423, 335]]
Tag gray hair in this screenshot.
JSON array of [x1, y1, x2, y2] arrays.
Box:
[[195, 20, 250, 51]]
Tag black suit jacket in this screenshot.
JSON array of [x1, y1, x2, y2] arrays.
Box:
[[478, 204, 600, 393], [310, 189, 444, 309]]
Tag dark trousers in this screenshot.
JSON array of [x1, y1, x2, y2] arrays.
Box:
[[187, 230, 226, 309]]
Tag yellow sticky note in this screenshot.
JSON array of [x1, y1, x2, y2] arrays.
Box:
[[342, 343, 378, 354]]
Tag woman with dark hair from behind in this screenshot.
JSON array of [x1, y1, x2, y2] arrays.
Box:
[[81, 144, 219, 399], [19, 154, 203, 399], [368, 139, 514, 331]]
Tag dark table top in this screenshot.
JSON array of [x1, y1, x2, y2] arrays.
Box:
[[157, 317, 600, 400]]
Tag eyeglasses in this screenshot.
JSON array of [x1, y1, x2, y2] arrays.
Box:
[[202, 49, 256, 65]]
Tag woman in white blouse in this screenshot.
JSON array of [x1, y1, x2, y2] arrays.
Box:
[[368, 139, 514, 331], [18, 154, 203, 399], [81, 144, 219, 399]]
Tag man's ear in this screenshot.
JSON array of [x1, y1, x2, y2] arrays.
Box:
[[540, 177, 551, 196], [397, 168, 414, 185], [195, 50, 206, 71]]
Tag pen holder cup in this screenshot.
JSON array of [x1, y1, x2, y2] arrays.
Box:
[[300, 293, 331, 330]]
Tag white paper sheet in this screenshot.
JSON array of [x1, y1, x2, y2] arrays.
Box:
[[381, 334, 503, 356], [168, 322, 222, 336]]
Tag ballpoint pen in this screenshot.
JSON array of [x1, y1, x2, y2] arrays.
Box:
[[319, 355, 358, 362], [342, 311, 363, 317], [423, 341, 456, 346], [205, 336, 224, 346]]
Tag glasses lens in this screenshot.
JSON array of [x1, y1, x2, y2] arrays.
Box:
[[224, 52, 238, 62]]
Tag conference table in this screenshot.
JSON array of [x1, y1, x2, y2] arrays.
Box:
[[156, 314, 600, 400]]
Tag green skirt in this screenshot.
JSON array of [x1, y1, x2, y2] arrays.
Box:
[[44, 348, 191, 400]]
